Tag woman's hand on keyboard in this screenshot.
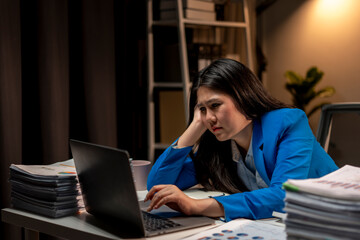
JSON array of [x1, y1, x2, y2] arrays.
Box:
[[145, 184, 194, 215], [144, 184, 224, 218]]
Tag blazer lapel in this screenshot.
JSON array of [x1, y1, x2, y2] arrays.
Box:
[[252, 119, 270, 185]]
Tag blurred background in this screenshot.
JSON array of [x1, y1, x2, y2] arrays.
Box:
[[1, 0, 359, 239]]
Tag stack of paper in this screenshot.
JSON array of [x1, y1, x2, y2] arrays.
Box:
[[283, 165, 360, 240], [9, 159, 81, 218]]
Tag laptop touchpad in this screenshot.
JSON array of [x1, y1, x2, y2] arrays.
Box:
[[138, 200, 183, 218]]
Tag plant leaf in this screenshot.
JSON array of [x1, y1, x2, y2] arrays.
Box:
[[306, 67, 324, 88], [315, 87, 335, 98], [284, 66, 335, 113], [306, 67, 323, 79], [285, 71, 303, 84]]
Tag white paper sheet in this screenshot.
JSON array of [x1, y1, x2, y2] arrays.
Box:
[[182, 218, 286, 240], [286, 165, 360, 200]]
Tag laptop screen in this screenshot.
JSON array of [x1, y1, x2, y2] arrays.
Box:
[[70, 139, 145, 234]]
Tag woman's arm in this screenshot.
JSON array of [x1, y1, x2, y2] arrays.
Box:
[[177, 106, 207, 148], [146, 146, 197, 190], [147, 107, 207, 190], [147, 109, 337, 221], [214, 109, 336, 221]]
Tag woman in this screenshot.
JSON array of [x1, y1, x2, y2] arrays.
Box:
[[145, 59, 338, 221]]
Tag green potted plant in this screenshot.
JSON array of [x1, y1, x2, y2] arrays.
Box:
[[285, 66, 335, 118]]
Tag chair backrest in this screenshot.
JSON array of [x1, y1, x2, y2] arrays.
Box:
[[316, 103, 360, 167]]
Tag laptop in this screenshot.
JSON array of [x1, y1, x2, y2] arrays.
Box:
[[69, 139, 214, 237]]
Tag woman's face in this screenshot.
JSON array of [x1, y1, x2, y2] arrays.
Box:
[[196, 86, 252, 142]]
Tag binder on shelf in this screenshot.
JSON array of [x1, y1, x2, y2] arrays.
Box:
[[156, 41, 199, 83], [160, 8, 216, 21], [160, 0, 215, 12], [148, 0, 254, 161]]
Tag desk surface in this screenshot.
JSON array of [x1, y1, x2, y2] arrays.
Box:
[[2, 190, 285, 239], [1, 208, 218, 240], [2, 190, 227, 240]]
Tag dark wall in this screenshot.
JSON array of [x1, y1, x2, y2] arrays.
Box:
[[0, 0, 147, 239]]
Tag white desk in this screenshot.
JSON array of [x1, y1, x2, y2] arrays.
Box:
[[2, 190, 284, 240], [1, 190, 221, 240], [1, 208, 218, 240]]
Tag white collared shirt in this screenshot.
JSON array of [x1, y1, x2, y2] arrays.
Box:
[[231, 138, 268, 190]]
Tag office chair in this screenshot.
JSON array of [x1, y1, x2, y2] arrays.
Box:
[[316, 103, 360, 167]]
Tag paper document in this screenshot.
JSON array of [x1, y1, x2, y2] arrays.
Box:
[[284, 165, 360, 239], [11, 162, 76, 177], [182, 218, 285, 240], [184, 188, 228, 199], [9, 159, 84, 218], [284, 165, 360, 200]]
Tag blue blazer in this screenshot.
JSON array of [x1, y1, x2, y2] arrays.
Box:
[[147, 108, 338, 221]]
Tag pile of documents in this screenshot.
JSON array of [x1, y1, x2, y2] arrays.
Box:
[[9, 159, 82, 218], [283, 165, 360, 240]]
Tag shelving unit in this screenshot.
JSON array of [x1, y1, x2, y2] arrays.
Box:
[[147, 0, 254, 162]]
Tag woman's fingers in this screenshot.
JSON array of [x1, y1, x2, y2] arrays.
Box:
[[144, 184, 167, 201], [145, 185, 171, 211], [148, 188, 176, 211], [145, 185, 224, 218], [145, 185, 180, 212], [151, 193, 171, 210], [153, 186, 180, 209]]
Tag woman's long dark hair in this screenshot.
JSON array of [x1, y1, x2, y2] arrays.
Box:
[[189, 59, 291, 193]]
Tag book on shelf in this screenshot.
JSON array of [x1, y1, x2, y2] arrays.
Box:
[[283, 165, 360, 240], [199, 44, 222, 69], [160, 8, 216, 21], [160, 0, 215, 12]]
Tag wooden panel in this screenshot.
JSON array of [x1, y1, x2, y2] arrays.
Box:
[[159, 90, 186, 144]]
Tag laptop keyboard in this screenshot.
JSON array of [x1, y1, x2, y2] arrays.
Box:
[[142, 211, 182, 232]]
